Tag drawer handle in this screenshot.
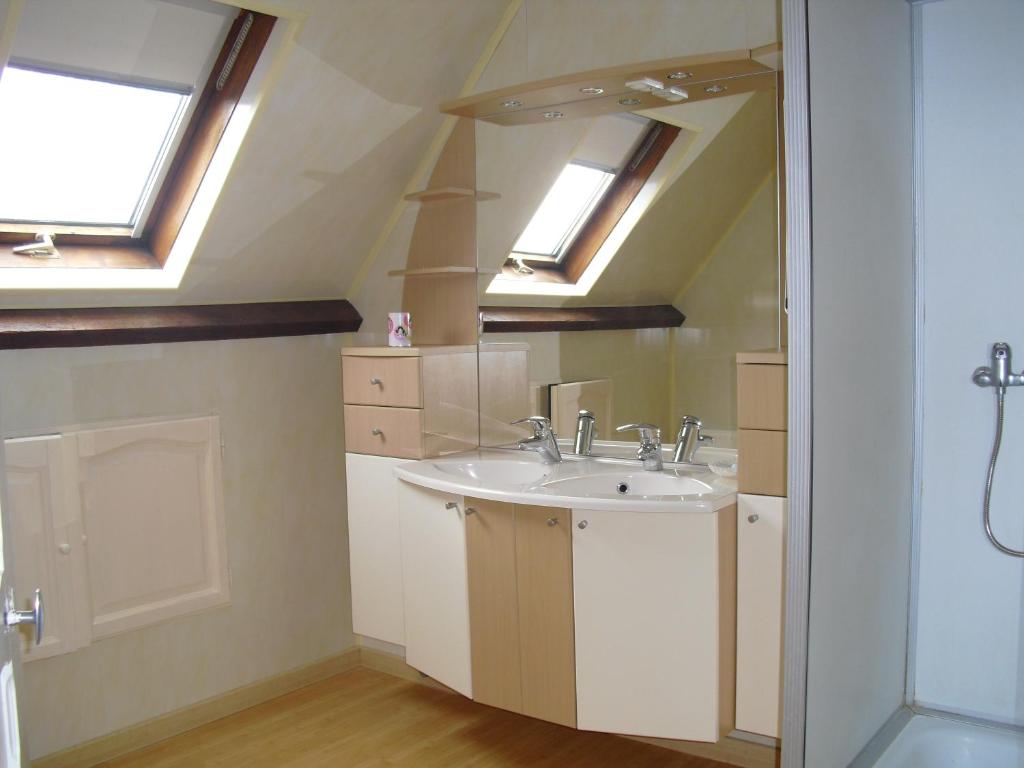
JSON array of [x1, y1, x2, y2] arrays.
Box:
[[371, 428, 383, 436], [445, 502, 458, 510], [369, 377, 382, 386], [748, 514, 759, 523], [546, 517, 559, 526], [465, 507, 477, 516], [577, 520, 588, 530]]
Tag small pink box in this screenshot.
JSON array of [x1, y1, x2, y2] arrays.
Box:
[[388, 312, 412, 347]]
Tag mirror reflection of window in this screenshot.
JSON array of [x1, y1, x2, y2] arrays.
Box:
[[511, 161, 614, 262]]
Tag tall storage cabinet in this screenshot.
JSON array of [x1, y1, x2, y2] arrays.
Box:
[[735, 349, 788, 738]]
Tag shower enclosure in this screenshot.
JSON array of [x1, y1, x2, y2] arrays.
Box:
[[875, 1, 1024, 763]]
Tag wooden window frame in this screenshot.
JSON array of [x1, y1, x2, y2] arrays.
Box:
[[503, 120, 681, 286], [0, 8, 276, 270]]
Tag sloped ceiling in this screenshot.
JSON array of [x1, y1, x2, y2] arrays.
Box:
[[0, 0, 509, 308]]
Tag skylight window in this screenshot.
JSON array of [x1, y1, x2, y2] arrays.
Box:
[[0, 66, 189, 228], [511, 161, 614, 261]]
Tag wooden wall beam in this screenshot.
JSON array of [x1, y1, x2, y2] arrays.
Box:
[[479, 305, 684, 333], [0, 300, 362, 350]]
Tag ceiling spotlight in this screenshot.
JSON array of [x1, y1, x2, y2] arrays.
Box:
[[704, 84, 727, 94], [625, 77, 663, 93], [667, 71, 693, 80], [579, 86, 604, 95], [652, 86, 688, 103], [618, 97, 642, 106], [541, 111, 564, 119], [501, 99, 523, 109]]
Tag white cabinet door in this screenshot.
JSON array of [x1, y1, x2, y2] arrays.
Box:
[[572, 508, 721, 741], [346, 453, 409, 645], [735, 494, 786, 738], [397, 481, 472, 698], [4, 436, 87, 661], [75, 417, 229, 639]]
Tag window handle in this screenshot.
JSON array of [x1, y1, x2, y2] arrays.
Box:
[[12, 233, 59, 260]]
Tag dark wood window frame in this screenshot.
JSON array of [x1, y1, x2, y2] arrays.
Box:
[[503, 119, 681, 286], [0, 8, 276, 271]]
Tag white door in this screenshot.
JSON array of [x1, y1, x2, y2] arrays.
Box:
[[572, 507, 721, 741], [397, 481, 472, 698], [346, 453, 409, 645], [0, 413, 30, 765], [736, 494, 787, 738]]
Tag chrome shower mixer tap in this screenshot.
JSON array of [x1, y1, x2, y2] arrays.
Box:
[[973, 342, 1024, 389]]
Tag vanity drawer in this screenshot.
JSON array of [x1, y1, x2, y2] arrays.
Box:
[[737, 364, 787, 431], [342, 356, 422, 408], [737, 429, 787, 496], [344, 405, 424, 459]]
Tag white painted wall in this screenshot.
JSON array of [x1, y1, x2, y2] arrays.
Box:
[[802, 1, 915, 765], [914, 0, 1024, 725], [0, 335, 353, 759]]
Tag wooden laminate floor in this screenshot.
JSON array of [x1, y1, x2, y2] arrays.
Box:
[[99, 668, 736, 768]]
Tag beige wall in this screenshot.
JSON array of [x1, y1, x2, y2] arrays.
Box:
[[672, 173, 780, 437], [0, 335, 353, 759]]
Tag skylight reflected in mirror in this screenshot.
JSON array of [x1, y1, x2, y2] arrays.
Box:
[[511, 161, 614, 260], [0, 66, 188, 227]]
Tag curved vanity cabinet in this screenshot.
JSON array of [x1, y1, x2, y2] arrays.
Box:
[[572, 506, 736, 742], [396, 481, 472, 698]]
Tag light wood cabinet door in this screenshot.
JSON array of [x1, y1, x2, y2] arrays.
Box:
[[736, 494, 787, 738], [346, 454, 409, 645], [397, 481, 472, 697], [572, 508, 721, 741], [516, 504, 576, 728], [466, 498, 522, 713]]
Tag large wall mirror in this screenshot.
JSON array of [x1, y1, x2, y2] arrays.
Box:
[[470, 1, 783, 451]]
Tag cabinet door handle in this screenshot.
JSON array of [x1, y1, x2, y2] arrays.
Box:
[[371, 428, 383, 436], [748, 514, 759, 523], [465, 507, 477, 516], [546, 517, 559, 526], [445, 502, 458, 510], [369, 377, 382, 386], [577, 520, 588, 530]]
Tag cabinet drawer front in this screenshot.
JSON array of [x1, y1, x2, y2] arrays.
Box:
[[737, 364, 788, 431], [342, 356, 422, 407], [737, 429, 788, 496], [344, 405, 424, 459]]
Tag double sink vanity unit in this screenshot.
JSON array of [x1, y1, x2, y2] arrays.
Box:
[[342, 344, 788, 747]]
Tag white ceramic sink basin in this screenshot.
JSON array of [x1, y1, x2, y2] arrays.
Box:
[[541, 471, 713, 498], [431, 459, 554, 486], [394, 449, 736, 513]]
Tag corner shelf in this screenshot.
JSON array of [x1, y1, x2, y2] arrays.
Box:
[[403, 187, 501, 203]]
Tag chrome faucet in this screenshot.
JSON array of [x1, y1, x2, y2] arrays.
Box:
[[673, 415, 712, 464], [574, 410, 596, 456], [512, 416, 562, 463], [616, 423, 663, 471]]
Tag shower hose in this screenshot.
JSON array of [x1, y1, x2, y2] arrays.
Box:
[[984, 386, 1024, 557]]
